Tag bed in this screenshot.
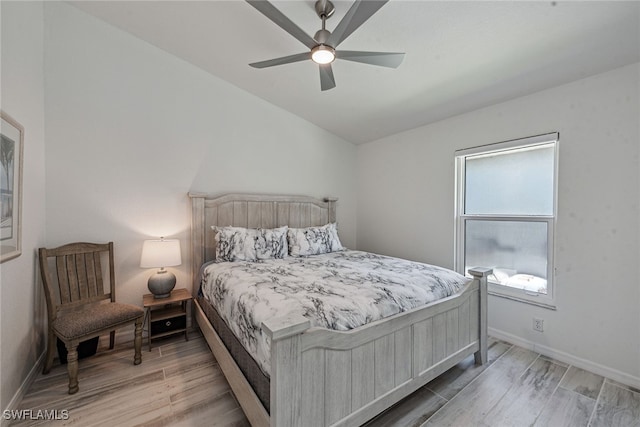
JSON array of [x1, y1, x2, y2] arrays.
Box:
[[189, 192, 490, 427]]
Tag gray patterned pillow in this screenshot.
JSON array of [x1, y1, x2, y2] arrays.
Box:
[[213, 226, 288, 262], [287, 223, 344, 257], [255, 226, 288, 260]]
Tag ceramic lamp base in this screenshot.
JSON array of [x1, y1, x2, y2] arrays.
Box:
[[148, 270, 176, 298]]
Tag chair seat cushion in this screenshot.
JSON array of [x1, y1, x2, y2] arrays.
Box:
[[53, 303, 143, 341]]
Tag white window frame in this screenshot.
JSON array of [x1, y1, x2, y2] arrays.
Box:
[[454, 133, 559, 309]]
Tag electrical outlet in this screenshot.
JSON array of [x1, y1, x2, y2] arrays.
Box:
[[533, 317, 544, 332]]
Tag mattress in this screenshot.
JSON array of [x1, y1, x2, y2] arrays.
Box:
[[196, 295, 271, 411], [199, 249, 469, 378]]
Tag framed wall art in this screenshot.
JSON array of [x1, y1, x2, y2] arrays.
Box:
[[1, 111, 24, 263]]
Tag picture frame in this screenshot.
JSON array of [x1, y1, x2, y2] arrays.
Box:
[[1, 111, 24, 263]]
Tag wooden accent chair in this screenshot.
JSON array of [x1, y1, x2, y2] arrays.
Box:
[[39, 242, 143, 394]]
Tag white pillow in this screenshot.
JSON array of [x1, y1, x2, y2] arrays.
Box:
[[213, 226, 288, 262], [287, 223, 344, 257], [255, 226, 288, 260]]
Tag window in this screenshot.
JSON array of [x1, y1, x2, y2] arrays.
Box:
[[455, 133, 558, 308]]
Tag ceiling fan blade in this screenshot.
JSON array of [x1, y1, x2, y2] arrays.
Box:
[[250, 52, 311, 68], [319, 64, 336, 91], [327, 0, 388, 48], [246, 1, 317, 50], [336, 50, 405, 68]]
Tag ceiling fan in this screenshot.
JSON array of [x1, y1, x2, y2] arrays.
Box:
[[246, 0, 405, 91]]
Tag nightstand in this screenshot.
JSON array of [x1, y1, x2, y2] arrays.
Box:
[[143, 288, 192, 351]]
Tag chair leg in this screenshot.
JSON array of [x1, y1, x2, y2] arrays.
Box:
[[133, 317, 142, 365], [65, 342, 80, 394], [43, 327, 57, 375], [109, 330, 116, 349]]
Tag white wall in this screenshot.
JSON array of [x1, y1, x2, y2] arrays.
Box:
[[357, 63, 640, 385], [3, 0, 636, 410], [0, 1, 47, 413], [43, 2, 357, 307]]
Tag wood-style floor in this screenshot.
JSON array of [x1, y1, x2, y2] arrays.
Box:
[[12, 331, 640, 426]]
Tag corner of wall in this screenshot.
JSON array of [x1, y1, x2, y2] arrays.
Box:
[[0, 0, 47, 414]]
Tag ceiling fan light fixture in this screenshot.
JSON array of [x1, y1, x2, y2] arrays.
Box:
[[311, 45, 335, 64]]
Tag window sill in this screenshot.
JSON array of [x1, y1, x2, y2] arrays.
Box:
[[488, 289, 557, 310]]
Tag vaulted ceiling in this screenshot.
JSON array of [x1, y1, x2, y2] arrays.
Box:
[[70, 1, 640, 144]]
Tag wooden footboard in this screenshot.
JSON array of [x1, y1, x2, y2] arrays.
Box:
[[195, 268, 490, 427], [262, 268, 491, 427]]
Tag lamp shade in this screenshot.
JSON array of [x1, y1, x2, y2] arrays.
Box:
[[140, 239, 182, 268]]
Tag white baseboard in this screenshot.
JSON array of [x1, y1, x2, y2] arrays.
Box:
[[489, 327, 640, 390], [1, 350, 45, 427]]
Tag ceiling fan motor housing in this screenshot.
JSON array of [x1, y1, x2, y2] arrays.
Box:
[[314, 28, 332, 45], [313, 1, 335, 62]]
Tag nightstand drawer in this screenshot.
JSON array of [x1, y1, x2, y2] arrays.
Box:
[[150, 315, 186, 335]]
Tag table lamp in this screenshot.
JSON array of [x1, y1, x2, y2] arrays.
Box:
[[140, 237, 182, 298]]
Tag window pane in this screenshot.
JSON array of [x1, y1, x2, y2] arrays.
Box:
[[465, 144, 554, 215], [465, 220, 548, 294]]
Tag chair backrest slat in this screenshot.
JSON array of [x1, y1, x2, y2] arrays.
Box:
[[56, 256, 71, 304], [65, 255, 81, 302], [94, 251, 104, 298], [85, 252, 98, 298], [76, 253, 89, 300]]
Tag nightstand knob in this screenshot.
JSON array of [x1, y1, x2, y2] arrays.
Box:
[[165, 321, 172, 327]]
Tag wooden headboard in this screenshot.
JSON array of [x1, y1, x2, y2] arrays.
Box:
[[188, 193, 337, 291]]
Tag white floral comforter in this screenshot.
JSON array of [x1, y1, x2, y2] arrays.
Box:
[[200, 250, 469, 376]]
